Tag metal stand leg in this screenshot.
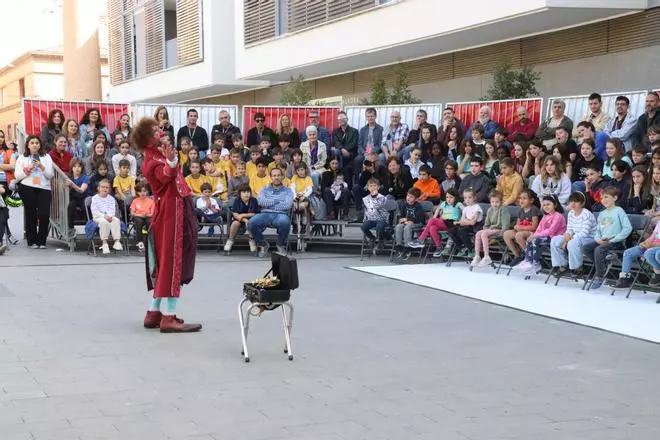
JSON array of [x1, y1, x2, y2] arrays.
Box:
[[239, 299, 295, 363], [238, 298, 251, 362], [282, 303, 294, 360]]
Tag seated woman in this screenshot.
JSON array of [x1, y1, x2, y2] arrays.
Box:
[[300, 125, 327, 189], [381, 156, 413, 204], [321, 157, 350, 220]]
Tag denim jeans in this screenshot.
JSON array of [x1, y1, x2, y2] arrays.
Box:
[[582, 241, 624, 277], [361, 220, 387, 241], [247, 212, 290, 246], [622, 245, 660, 273], [550, 235, 595, 270], [524, 236, 551, 264]]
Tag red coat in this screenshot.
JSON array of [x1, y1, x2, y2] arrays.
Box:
[[49, 149, 73, 173], [142, 144, 197, 298]]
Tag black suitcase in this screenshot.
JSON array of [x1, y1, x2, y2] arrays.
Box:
[[243, 253, 298, 303]]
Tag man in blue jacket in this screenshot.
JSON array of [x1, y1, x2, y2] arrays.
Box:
[[248, 168, 294, 257]]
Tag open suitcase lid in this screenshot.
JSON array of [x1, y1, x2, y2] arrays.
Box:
[[271, 252, 299, 291]]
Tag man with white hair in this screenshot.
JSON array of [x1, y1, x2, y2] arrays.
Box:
[[211, 110, 241, 139], [465, 106, 499, 140], [382, 111, 410, 160]]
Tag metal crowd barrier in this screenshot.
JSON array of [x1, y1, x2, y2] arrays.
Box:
[[49, 164, 75, 251]]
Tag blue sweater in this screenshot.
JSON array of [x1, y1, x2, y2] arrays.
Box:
[[595, 206, 632, 242], [257, 185, 294, 213]]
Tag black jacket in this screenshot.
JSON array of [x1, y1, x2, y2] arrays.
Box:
[[246, 127, 277, 148], [408, 123, 438, 146], [332, 126, 359, 158], [458, 172, 493, 203], [211, 123, 241, 140], [357, 164, 387, 189], [399, 201, 425, 224], [381, 168, 413, 200], [633, 107, 660, 150], [176, 125, 209, 151]]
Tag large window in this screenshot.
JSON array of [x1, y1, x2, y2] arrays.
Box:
[[108, 0, 203, 84], [244, 0, 398, 46]]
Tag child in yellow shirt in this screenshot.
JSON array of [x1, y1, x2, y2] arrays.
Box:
[[184, 160, 209, 197], [249, 158, 271, 197], [246, 145, 262, 180], [202, 158, 227, 202], [290, 164, 314, 233], [112, 159, 136, 219]]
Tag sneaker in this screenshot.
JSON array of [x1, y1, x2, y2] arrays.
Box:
[[7, 235, 18, 245], [441, 245, 453, 256], [478, 256, 492, 267], [113, 241, 123, 251], [509, 256, 524, 267], [432, 249, 444, 258], [30, 244, 39, 249], [0, 244, 7, 255], [614, 273, 633, 290], [470, 255, 481, 267], [101, 242, 110, 254], [513, 260, 531, 271], [401, 250, 411, 261], [522, 263, 540, 277], [248, 239, 257, 253], [455, 248, 468, 258], [38, 245, 46, 249], [590, 277, 604, 289], [649, 273, 660, 287], [137, 242, 145, 252], [407, 239, 425, 249], [223, 239, 234, 252], [553, 266, 568, 278], [466, 250, 476, 259], [276, 245, 287, 254], [257, 242, 270, 258]]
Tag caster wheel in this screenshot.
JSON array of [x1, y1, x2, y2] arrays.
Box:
[[244, 357, 250, 363], [288, 355, 293, 361]]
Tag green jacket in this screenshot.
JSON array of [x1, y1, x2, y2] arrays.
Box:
[[484, 205, 510, 230]]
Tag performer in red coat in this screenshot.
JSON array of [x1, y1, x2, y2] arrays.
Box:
[[131, 117, 202, 333]]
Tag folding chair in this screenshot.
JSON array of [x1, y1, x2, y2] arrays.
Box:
[[84, 198, 129, 257], [197, 206, 226, 253]]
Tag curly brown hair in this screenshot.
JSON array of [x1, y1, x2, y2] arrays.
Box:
[[131, 117, 158, 152]]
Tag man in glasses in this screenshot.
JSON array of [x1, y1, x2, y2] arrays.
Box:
[[507, 106, 538, 142], [246, 112, 277, 149], [300, 110, 331, 146], [211, 110, 241, 140], [604, 96, 636, 152]]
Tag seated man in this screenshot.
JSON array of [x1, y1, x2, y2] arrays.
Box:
[[247, 167, 294, 257]]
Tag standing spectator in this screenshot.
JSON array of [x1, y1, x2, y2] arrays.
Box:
[[353, 107, 384, 179], [536, 99, 574, 150], [15, 136, 54, 249], [507, 106, 538, 142], [211, 110, 241, 140], [248, 167, 294, 257], [633, 92, 660, 151], [407, 109, 438, 146], [246, 112, 277, 147], [465, 106, 499, 140], [153, 106, 175, 140], [276, 114, 301, 150], [63, 119, 84, 158], [40, 109, 65, 151], [573, 93, 610, 137], [604, 96, 637, 152], [79, 108, 110, 153], [112, 114, 132, 147], [382, 111, 410, 160], [48, 134, 73, 173], [176, 109, 209, 156], [437, 107, 465, 146], [331, 111, 358, 172], [0, 130, 17, 193], [300, 125, 328, 189], [300, 110, 331, 146]]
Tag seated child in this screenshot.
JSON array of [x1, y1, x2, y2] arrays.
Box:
[[361, 178, 389, 251], [202, 157, 227, 204], [549, 191, 596, 277], [112, 140, 138, 177], [472, 190, 511, 267], [581, 186, 633, 289], [184, 160, 208, 197], [249, 157, 272, 197], [130, 182, 154, 252], [413, 165, 442, 205], [446, 188, 483, 258], [626, 166, 652, 214], [393, 187, 425, 261], [66, 158, 89, 238], [224, 184, 259, 254], [404, 147, 424, 179], [195, 182, 222, 236], [112, 158, 136, 220], [290, 164, 314, 233], [514, 195, 566, 276], [228, 161, 250, 205], [440, 160, 462, 193], [503, 189, 542, 267], [90, 179, 123, 255], [615, 218, 660, 289], [585, 163, 610, 212], [496, 157, 523, 206], [0, 185, 8, 254], [408, 188, 462, 258]]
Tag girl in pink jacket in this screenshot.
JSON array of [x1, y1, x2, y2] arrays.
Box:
[[514, 195, 566, 276]]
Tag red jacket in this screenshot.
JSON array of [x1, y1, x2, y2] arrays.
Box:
[[507, 119, 539, 142], [142, 143, 195, 298], [49, 149, 73, 173]]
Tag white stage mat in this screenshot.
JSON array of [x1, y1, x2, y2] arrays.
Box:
[[351, 264, 660, 343]]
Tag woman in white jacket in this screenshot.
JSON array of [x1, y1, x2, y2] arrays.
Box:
[[531, 156, 571, 207], [14, 135, 54, 248], [300, 125, 327, 189]]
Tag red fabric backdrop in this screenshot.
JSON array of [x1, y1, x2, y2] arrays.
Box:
[[22, 99, 129, 136], [446, 98, 544, 129], [242, 106, 341, 139]]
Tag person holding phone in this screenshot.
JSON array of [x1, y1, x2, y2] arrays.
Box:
[[14, 135, 54, 248]]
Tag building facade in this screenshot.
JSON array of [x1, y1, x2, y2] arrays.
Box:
[[107, 0, 660, 107]]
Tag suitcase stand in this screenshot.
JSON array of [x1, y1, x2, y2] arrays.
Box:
[[238, 299, 294, 363]]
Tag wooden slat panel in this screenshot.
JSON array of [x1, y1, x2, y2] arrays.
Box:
[[108, 17, 123, 84], [122, 14, 134, 80], [176, 0, 203, 65], [523, 21, 607, 66], [144, 0, 164, 74], [608, 9, 660, 53], [107, 0, 123, 20], [244, 0, 276, 45], [454, 40, 521, 77]]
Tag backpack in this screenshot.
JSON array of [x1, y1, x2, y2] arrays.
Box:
[[308, 194, 327, 220]]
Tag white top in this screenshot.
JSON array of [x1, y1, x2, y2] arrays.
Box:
[[196, 196, 219, 216], [461, 203, 483, 222], [91, 194, 117, 218], [14, 154, 54, 191], [111, 153, 138, 176]]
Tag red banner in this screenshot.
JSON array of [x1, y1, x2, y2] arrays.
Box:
[[242, 106, 341, 139], [22, 99, 129, 136], [446, 98, 543, 130]]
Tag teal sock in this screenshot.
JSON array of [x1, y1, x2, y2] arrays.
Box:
[[164, 298, 178, 316], [149, 298, 162, 312]]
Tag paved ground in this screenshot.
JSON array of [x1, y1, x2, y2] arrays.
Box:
[[1, 209, 660, 440]]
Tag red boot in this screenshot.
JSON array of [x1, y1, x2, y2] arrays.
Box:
[[144, 310, 162, 329], [159, 315, 202, 333]]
